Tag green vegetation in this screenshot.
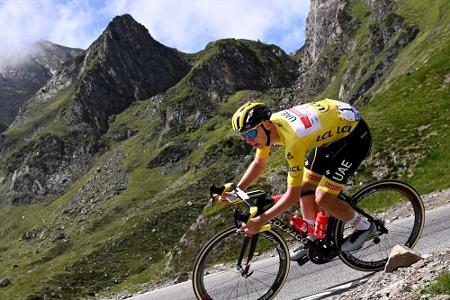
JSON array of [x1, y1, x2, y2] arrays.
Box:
[[357, 189, 405, 214], [422, 272, 450, 295], [361, 4, 450, 193], [5, 84, 75, 142]]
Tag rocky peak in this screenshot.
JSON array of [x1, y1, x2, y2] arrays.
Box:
[[293, 0, 418, 104], [300, 0, 351, 66], [293, 0, 358, 101], [0, 41, 83, 131], [33, 40, 84, 74], [192, 39, 297, 94], [339, 0, 419, 103], [0, 15, 192, 205], [65, 14, 191, 133]]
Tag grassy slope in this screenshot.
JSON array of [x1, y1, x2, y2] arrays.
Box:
[[317, 0, 450, 194], [0, 1, 449, 298], [0, 89, 254, 298], [364, 0, 450, 193]]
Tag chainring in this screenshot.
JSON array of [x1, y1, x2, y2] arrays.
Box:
[[307, 241, 338, 264]]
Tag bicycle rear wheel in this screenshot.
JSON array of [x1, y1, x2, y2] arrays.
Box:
[[192, 226, 290, 300], [334, 180, 425, 271]]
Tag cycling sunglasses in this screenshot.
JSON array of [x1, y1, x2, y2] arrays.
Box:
[[241, 125, 259, 140]]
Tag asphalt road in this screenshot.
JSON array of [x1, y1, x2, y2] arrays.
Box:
[[128, 203, 450, 300]]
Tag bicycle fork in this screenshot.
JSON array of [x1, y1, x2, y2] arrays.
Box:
[[236, 235, 259, 277]]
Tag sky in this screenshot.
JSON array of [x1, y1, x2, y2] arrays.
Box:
[[0, 0, 310, 61]]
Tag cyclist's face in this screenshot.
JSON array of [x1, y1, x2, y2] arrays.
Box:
[[241, 124, 266, 148]]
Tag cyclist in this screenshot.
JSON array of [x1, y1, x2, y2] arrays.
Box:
[[222, 99, 374, 261]]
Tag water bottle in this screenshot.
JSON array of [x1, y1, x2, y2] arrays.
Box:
[[314, 211, 328, 239], [290, 215, 314, 235]]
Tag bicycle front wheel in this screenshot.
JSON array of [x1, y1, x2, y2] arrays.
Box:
[[335, 180, 425, 271], [192, 226, 290, 300]]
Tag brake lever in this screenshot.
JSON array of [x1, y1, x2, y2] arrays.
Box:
[[232, 186, 271, 232]]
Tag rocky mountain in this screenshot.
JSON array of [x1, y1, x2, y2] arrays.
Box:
[[294, 0, 419, 104], [0, 14, 192, 205], [66, 14, 192, 134], [0, 41, 83, 131], [0, 0, 449, 299], [160, 38, 297, 136]]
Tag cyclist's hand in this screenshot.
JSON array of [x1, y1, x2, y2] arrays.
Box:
[[218, 183, 236, 205], [210, 183, 236, 205], [218, 191, 235, 205], [238, 217, 263, 237]]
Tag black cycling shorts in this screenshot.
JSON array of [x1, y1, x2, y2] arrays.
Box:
[[303, 119, 372, 194]]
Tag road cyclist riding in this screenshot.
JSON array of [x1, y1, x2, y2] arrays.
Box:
[[192, 99, 425, 300]]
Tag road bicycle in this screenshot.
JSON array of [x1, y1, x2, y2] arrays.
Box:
[[192, 180, 425, 300]]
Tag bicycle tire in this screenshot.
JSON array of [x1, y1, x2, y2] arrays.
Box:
[[334, 180, 425, 271], [192, 226, 290, 300]]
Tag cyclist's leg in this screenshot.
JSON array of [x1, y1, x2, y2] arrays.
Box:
[[291, 153, 321, 261], [313, 119, 373, 250], [301, 158, 321, 221], [314, 186, 354, 221], [300, 181, 319, 221], [291, 181, 317, 261], [303, 142, 356, 221]]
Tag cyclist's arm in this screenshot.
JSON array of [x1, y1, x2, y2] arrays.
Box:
[[239, 185, 301, 235], [258, 185, 301, 223], [237, 155, 268, 190], [241, 146, 305, 231]]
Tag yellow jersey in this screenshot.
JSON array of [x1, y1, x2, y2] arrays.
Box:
[[256, 99, 361, 186]]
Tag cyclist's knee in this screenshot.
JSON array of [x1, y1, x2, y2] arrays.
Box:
[[300, 182, 317, 204], [315, 188, 338, 208]]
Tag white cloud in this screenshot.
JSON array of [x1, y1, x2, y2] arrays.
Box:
[[0, 0, 48, 59], [0, 0, 309, 63], [109, 0, 310, 53], [0, 0, 100, 63], [48, 1, 100, 49]]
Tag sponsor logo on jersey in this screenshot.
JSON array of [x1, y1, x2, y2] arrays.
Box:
[[337, 103, 360, 121], [311, 102, 329, 113], [289, 166, 302, 172], [306, 172, 321, 182], [279, 105, 321, 137], [289, 107, 312, 128], [280, 110, 297, 122], [325, 182, 341, 191], [332, 160, 353, 182], [286, 152, 294, 160], [316, 130, 334, 141], [315, 126, 352, 142]]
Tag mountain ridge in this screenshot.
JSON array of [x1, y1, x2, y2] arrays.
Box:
[[0, 40, 83, 130]]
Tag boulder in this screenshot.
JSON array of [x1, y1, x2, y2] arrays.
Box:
[[385, 244, 422, 273], [173, 272, 189, 284], [0, 278, 12, 287]]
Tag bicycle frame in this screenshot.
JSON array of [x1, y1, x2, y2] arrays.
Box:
[[232, 186, 387, 270], [233, 189, 341, 271], [268, 217, 309, 244]]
